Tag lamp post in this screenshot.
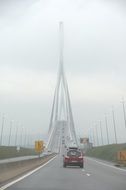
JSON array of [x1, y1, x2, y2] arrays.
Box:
[[90, 127, 95, 147], [24, 128, 27, 148], [95, 124, 99, 146], [105, 114, 109, 145], [88, 128, 92, 144], [92, 128, 96, 147], [20, 126, 23, 147], [121, 97, 126, 129], [112, 107, 117, 144], [0, 114, 5, 146], [99, 120, 104, 146], [15, 122, 19, 147], [8, 120, 14, 146]]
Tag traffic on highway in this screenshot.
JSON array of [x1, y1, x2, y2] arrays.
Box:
[[1, 153, 126, 190]]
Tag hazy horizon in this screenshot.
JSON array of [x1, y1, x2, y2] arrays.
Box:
[[0, 0, 126, 146]]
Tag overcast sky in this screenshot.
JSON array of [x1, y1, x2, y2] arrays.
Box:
[[0, 0, 126, 145]]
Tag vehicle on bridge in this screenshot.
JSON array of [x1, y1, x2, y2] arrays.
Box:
[[63, 148, 84, 168]]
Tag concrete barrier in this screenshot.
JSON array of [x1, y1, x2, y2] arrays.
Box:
[[0, 154, 56, 186]]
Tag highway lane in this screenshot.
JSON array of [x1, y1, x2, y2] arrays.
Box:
[[3, 155, 126, 190]]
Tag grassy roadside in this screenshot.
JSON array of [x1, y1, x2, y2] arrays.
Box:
[[0, 146, 38, 159], [86, 143, 126, 162]]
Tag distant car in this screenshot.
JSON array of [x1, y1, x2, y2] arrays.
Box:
[[63, 148, 84, 168]]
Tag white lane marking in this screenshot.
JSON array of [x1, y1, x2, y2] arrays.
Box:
[[86, 157, 126, 172], [86, 173, 91, 177], [82, 169, 91, 176], [82, 172, 91, 177], [82, 169, 85, 172], [0, 155, 57, 190]]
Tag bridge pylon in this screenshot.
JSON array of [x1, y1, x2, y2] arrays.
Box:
[[46, 22, 78, 153]]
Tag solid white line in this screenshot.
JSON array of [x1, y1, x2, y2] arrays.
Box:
[[86, 157, 126, 172], [0, 155, 57, 190]]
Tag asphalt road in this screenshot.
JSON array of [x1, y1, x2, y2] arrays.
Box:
[[3, 155, 126, 190]]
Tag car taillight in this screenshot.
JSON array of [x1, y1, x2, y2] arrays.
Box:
[[78, 156, 83, 159], [64, 156, 69, 161], [65, 156, 69, 159]]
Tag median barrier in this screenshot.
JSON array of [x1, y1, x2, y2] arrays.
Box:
[[0, 153, 56, 186]]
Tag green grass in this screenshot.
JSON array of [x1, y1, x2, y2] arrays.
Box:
[[86, 143, 126, 162], [0, 146, 38, 159]]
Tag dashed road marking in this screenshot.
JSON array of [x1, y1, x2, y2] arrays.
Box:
[[82, 168, 91, 177], [86, 173, 91, 177]]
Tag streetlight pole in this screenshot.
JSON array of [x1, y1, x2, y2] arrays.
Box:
[[27, 132, 30, 148], [20, 127, 23, 147], [105, 114, 109, 145], [15, 122, 19, 147], [0, 114, 5, 146], [24, 128, 27, 148], [95, 125, 99, 146], [91, 128, 94, 145], [90, 127, 95, 147], [99, 120, 104, 145], [121, 97, 126, 129], [112, 107, 117, 144], [92, 128, 96, 147], [88, 128, 92, 144], [8, 120, 13, 146]]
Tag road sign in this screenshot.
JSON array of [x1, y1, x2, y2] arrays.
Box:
[[117, 151, 126, 162], [35, 141, 44, 153]]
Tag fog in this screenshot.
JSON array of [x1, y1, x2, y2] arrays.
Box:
[[0, 0, 126, 146]]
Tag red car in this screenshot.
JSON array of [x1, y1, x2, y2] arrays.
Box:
[[63, 148, 84, 168]]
